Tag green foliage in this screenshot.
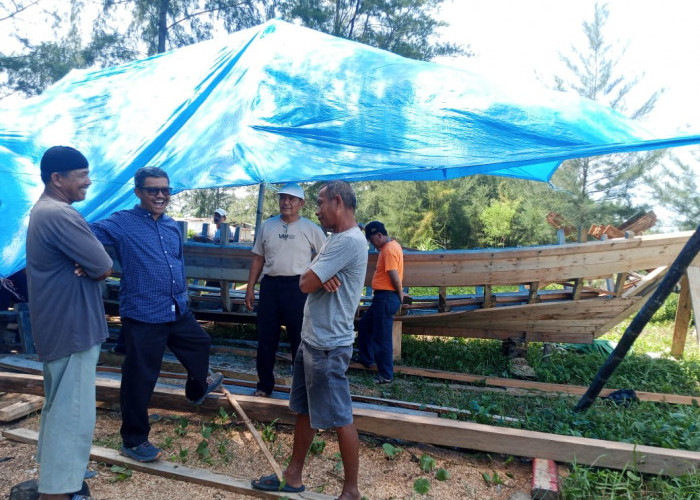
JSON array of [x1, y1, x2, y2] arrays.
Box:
[[309, 435, 326, 455], [435, 467, 449, 481], [196, 439, 211, 460], [333, 451, 343, 472], [647, 151, 700, 230], [549, 2, 664, 227], [261, 418, 279, 443], [382, 442, 403, 459], [175, 417, 189, 436], [413, 477, 431, 494], [481, 471, 503, 486], [109, 465, 132, 482], [419, 453, 436, 472], [562, 463, 700, 499], [276, 0, 464, 61], [479, 198, 520, 247]]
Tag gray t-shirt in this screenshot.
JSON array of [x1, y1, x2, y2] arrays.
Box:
[[301, 226, 368, 349], [26, 194, 112, 361], [252, 215, 326, 277]]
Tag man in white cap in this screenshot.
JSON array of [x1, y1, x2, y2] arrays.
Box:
[[245, 183, 326, 397], [193, 208, 230, 243]]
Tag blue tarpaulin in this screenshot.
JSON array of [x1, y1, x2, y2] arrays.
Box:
[[1, 19, 699, 277]]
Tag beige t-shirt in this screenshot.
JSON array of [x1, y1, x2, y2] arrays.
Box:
[[252, 215, 326, 277]]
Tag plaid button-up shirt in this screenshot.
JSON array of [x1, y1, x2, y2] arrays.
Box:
[[91, 205, 188, 323]]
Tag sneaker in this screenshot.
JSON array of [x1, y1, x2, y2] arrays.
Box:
[[373, 375, 392, 385], [189, 372, 224, 405], [120, 441, 162, 462]]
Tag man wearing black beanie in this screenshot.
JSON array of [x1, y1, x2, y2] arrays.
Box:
[[26, 145, 113, 500]]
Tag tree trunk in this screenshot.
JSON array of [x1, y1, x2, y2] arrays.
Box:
[[158, 0, 169, 53]]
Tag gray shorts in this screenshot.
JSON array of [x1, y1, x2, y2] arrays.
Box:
[[289, 342, 353, 429]]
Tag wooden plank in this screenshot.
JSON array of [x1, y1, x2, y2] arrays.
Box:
[[0, 394, 43, 422], [392, 321, 402, 361], [686, 266, 700, 349], [671, 274, 692, 358], [3, 428, 331, 500], [614, 272, 628, 297], [3, 373, 699, 475]]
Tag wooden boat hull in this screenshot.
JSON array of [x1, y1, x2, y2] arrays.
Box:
[[104, 231, 698, 343]]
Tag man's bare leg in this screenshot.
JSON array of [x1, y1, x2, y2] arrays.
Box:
[[336, 423, 361, 500], [282, 413, 315, 489]]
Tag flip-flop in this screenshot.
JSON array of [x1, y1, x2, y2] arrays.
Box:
[[251, 473, 305, 493], [252, 389, 270, 397]]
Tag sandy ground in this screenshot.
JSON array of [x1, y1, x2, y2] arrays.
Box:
[[1, 398, 534, 500]]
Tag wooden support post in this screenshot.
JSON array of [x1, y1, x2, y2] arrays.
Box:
[[687, 266, 700, 349], [483, 285, 493, 308], [671, 274, 691, 358], [177, 220, 188, 243], [219, 223, 230, 245], [556, 229, 565, 245], [16, 303, 35, 355], [571, 279, 583, 300], [392, 320, 402, 361], [220, 281, 232, 312], [528, 282, 539, 303], [614, 272, 628, 297], [438, 286, 448, 312]]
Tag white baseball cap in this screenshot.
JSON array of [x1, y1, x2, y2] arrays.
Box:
[[278, 182, 305, 201], [214, 208, 227, 216]]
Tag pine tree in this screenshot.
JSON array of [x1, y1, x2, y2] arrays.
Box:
[[549, 2, 663, 231]]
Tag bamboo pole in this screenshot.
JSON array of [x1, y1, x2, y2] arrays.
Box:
[[221, 386, 284, 482], [575, 225, 700, 412]]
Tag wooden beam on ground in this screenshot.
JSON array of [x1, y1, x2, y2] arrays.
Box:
[[2, 372, 699, 475], [3, 355, 698, 406], [3, 428, 331, 500], [531, 458, 560, 500], [671, 274, 692, 358], [0, 394, 43, 422]]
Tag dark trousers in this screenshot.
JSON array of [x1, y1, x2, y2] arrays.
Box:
[[357, 290, 400, 380], [256, 275, 306, 395], [120, 310, 211, 447]]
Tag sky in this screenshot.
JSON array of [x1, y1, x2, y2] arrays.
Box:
[[433, 0, 700, 229], [435, 0, 700, 138]]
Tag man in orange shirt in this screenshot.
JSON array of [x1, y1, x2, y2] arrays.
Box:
[[354, 221, 404, 384]]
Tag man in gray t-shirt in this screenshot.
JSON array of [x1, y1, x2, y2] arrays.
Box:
[[252, 181, 366, 500], [26, 146, 113, 499]]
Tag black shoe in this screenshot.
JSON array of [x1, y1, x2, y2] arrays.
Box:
[[373, 375, 392, 385], [351, 356, 376, 369]]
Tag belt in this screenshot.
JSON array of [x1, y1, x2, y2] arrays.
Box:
[[373, 289, 398, 294], [264, 275, 301, 282]]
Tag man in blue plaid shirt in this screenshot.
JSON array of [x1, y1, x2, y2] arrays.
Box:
[[91, 166, 222, 462]]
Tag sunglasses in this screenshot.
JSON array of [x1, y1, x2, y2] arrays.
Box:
[[139, 187, 172, 196]]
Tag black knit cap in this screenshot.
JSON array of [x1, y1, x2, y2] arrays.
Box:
[[40, 146, 88, 174], [364, 220, 387, 239]]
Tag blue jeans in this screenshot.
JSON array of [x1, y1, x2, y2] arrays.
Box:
[[357, 290, 400, 380], [37, 343, 100, 494]]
